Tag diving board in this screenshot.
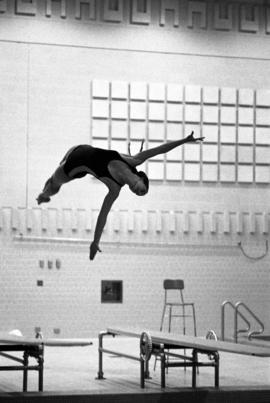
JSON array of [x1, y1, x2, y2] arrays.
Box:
[[0, 331, 92, 392], [97, 327, 270, 389], [0, 332, 92, 347]]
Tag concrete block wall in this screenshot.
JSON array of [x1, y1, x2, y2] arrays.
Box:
[[0, 208, 269, 338], [0, 237, 269, 339], [0, 0, 270, 339]]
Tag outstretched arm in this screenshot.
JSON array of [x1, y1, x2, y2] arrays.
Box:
[[130, 131, 204, 166], [90, 188, 120, 260]]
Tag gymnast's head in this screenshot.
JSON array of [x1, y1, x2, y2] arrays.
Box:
[[130, 171, 149, 196]]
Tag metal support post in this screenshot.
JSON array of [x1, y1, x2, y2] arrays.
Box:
[[96, 331, 107, 380], [192, 349, 198, 388]]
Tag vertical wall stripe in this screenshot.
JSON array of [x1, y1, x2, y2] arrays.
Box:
[[85, 209, 92, 232], [25, 45, 31, 208], [262, 212, 269, 234], [128, 210, 134, 232]]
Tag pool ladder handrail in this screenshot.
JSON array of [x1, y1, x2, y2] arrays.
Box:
[[221, 301, 250, 342], [221, 300, 264, 343]]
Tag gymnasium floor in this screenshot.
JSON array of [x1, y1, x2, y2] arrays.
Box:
[[0, 336, 269, 402]]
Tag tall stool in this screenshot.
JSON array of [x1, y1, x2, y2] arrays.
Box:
[[154, 279, 197, 371], [160, 279, 197, 336]]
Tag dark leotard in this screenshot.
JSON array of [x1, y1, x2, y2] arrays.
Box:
[[63, 145, 138, 186]]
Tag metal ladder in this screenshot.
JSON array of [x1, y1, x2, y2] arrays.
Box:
[[221, 300, 264, 343]]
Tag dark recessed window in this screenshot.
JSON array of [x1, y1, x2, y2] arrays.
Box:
[[101, 280, 123, 303]]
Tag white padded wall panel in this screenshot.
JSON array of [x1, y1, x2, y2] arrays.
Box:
[[203, 86, 219, 104], [111, 101, 128, 119], [166, 162, 182, 180], [92, 100, 109, 118], [238, 146, 253, 163], [256, 147, 270, 164], [167, 83, 183, 102], [184, 143, 200, 161], [185, 104, 201, 122], [185, 85, 201, 103], [238, 107, 254, 125], [238, 127, 253, 144], [220, 145, 236, 162], [238, 165, 253, 183], [202, 164, 218, 182], [202, 125, 218, 142], [256, 128, 270, 144], [111, 81, 128, 99], [203, 106, 219, 123], [167, 123, 183, 140], [256, 109, 270, 125], [148, 103, 165, 121], [220, 165, 235, 182], [111, 121, 128, 139], [130, 121, 146, 139], [256, 166, 270, 183], [130, 101, 147, 120], [148, 123, 165, 140], [149, 83, 165, 101], [220, 126, 236, 143], [221, 87, 237, 104], [238, 88, 254, 106], [184, 163, 200, 181], [92, 80, 109, 98], [148, 161, 164, 180], [256, 90, 270, 106], [167, 104, 183, 122], [166, 146, 182, 161], [130, 82, 147, 100], [92, 120, 109, 138], [220, 106, 236, 124], [202, 144, 218, 162]]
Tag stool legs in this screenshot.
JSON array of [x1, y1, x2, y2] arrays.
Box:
[[160, 303, 167, 331]]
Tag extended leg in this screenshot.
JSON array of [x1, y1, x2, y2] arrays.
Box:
[[133, 132, 204, 165], [37, 165, 71, 205]]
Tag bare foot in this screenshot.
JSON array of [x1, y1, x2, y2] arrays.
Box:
[[187, 131, 205, 143], [36, 194, 51, 205]]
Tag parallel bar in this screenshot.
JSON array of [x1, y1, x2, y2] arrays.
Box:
[[100, 348, 141, 362], [0, 365, 39, 370]]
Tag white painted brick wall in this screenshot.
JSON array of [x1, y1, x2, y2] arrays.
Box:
[[0, 237, 269, 339]]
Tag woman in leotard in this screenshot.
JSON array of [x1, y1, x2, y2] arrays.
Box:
[[37, 131, 204, 260]]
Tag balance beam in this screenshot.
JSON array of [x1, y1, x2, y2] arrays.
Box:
[[97, 327, 270, 389], [0, 333, 92, 392]]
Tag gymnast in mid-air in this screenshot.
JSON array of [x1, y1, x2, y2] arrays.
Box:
[[37, 131, 204, 260]]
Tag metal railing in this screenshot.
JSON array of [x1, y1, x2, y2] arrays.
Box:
[[221, 300, 264, 343]]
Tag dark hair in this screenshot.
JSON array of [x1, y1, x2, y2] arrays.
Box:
[[137, 171, 149, 192]]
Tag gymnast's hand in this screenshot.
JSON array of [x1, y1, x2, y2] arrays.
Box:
[[89, 242, 102, 260], [186, 131, 205, 143]]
